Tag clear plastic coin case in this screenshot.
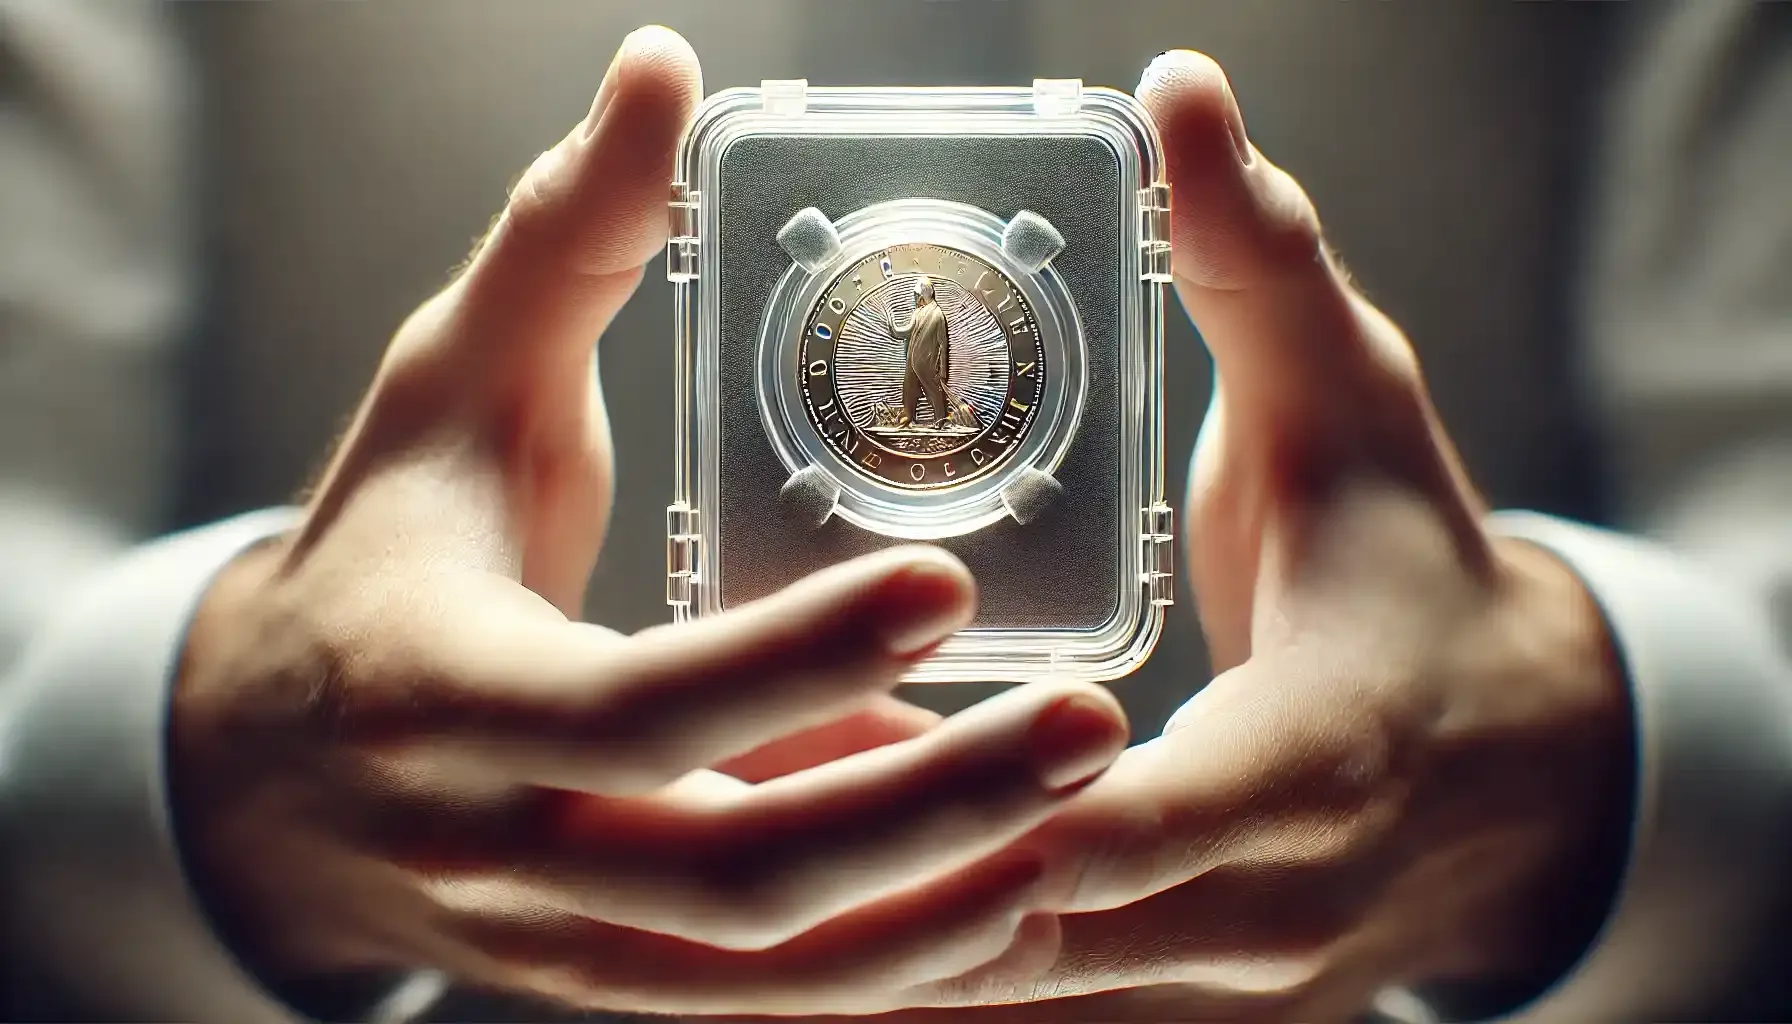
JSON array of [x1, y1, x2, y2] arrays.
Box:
[[667, 80, 1172, 683]]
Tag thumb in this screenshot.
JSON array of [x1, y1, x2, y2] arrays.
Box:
[[296, 27, 701, 606], [438, 24, 701, 389], [1137, 51, 1489, 665], [1138, 49, 1413, 444]]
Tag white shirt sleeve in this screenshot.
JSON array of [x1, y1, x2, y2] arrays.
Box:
[[1468, 5, 1792, 1020], [1, 508, 307, 1022], [1485, 512, 1792, 1023]]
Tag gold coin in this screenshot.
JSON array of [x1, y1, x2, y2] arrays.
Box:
[[798, 243, 1046, 491]]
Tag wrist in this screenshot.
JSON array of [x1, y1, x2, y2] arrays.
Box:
[[170, 532, 292, 821], [171, 534, 455, 1021], [1498, 536, 1633, 973], [167, 535, 325, 982], [1419, 537, 1635, 1017]]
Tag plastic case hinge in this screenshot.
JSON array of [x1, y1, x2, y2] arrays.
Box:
[[666, 503, 701, 606], [667, 182, 700, 282], [1033, 78, 1084, 117], [762, 79, 809, 116], [1139, 184, 1172, 283], [1142, 502, 1175, 606]]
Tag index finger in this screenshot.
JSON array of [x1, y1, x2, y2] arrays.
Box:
[[341, 546, 975, 795]]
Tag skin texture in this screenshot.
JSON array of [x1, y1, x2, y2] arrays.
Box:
[[697, 48, 1633, 1024], [168, 27, 1132, 1019]]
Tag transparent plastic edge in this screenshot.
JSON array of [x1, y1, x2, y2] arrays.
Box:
[[670, 88, 760, 624], [670, 86, 1171, 684]]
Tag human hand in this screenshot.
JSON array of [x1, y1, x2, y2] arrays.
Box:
[[166, 27, 1129, 1018], [734, 49, 1632, 1024]]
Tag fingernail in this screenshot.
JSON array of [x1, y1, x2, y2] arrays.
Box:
[[1029, 693, 1128, 793], [873, 559, 975, 658], [581, 32, 634, 140]]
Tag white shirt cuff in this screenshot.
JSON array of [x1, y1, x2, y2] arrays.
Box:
[[1488, 512, 1792, 1022], [1, 508, 306, 1022]]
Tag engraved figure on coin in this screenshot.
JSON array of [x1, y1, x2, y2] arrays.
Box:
[[894, 278, 977, 430]]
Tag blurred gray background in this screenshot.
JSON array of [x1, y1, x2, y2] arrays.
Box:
[[170, 0, 1615, 736]]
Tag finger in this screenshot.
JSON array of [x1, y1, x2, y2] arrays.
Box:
[[1137, 50, 1490, 659], [295, 26, 703, 604], [455, 25, 700, 608], [1139, 51, 1481, 504], [344, 547, 975, 794], [443, 852, 1057, 1017], [441, 24, 702, 381], [715, 696, 944, 783], [400, 679, 1125, 952], [1137, 49, 1412, 440], [971, 654, 1400, 925], [638, 680, 1125, 949]]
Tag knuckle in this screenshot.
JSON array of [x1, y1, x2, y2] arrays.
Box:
[[1348, 302, 1428, 401], [363, 337, 465, 427], [1368, 337, 1427, 405], [1251, 165, 1327, 277], [500, 145, 579, 244]]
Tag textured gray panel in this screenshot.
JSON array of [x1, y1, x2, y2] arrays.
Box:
[[715, 134, 1124, 629]]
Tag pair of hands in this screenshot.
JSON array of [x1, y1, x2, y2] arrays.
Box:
[[171, 27, 1631, 1024]]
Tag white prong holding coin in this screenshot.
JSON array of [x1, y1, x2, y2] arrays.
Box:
[[777, 207, 844, 273], [780, 464, 843, 528], [1001, 210, 1066, 272], [1000, 467, 1064, 525]]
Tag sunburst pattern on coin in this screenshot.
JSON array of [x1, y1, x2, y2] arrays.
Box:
[[799, 243, 1046, 491]]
